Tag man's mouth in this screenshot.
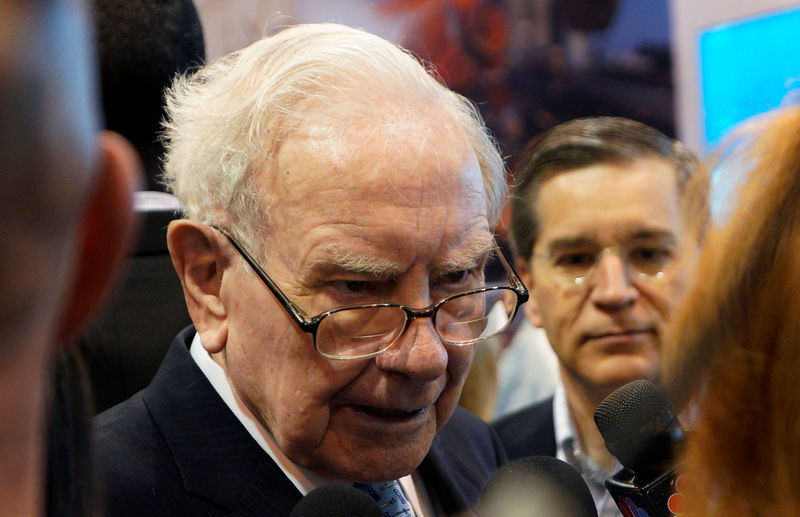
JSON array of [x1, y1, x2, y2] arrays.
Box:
[[592, 328, 651, 339], [582, 328, 657, 348], [356, 406, 425, 419]]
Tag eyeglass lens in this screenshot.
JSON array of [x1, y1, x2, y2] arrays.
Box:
[[544, 244, 673, 288], [315, 288, 518, 359]]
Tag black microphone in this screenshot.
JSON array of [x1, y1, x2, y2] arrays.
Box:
[[289, 484, 382, 517], [480, 456, 598, 516], [594, 379, 685, 517]]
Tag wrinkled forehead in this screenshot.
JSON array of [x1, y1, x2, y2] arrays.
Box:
[[0, 0, 99, 230], [273, 107, 474, 185], [257, 109, 488, 253]]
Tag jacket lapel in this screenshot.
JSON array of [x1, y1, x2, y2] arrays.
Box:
[[143, 328, 303, 515], [417, 407, 503, 516], [419, 436, 477, 516]]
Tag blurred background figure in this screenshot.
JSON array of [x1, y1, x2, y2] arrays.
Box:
[[379, 0, 508, 99], [94, 0, 205, 191], [379, 0, 515, 157], [493, 313, 559, 418], [457, 337, 501, 421], [78, 0, 205, 413], [661, 104, 800, 516], [0, 0, 139, 515], [376, 0, 671, 164]]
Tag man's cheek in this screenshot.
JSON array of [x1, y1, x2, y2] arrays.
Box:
[[449, 346, 476, 384]]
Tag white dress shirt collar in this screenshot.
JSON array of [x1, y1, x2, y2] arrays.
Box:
[[553, 378, 622, 517]]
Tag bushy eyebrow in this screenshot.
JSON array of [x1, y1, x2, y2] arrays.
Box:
[[628, 229, 678, 247], [431, 239, 494, 277], [305, 247, 403, 278], [546, 237, 595, 254], [304, 235, 495, 279]]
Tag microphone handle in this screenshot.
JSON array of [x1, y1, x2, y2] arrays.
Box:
[[605, 468, 681, 517]]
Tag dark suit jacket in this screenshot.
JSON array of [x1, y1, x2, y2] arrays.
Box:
[[94, 327, 506, 516], [491, 397, 557, 461]]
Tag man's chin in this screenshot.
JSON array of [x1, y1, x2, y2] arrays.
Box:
[[574, 352, 654, 386], [312, 451, 428, 484], [594, 363, 659, 393], [307, 407, 441, 478], [305, 430, 436, 481]]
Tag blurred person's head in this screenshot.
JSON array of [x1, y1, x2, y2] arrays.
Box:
[[93, 0, 205, 190], [662, 105, 800, 516], [0, 0, 139, 514], [163, 22, 517, 483], [509, 116, 709, 401]]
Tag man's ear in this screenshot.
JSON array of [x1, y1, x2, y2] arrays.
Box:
[[167, 219, 228, 353], [57, 131, 140, 343], [516, 258, 544, 328]]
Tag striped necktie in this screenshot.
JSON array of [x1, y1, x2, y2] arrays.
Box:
[[353, 480, 416, 517]]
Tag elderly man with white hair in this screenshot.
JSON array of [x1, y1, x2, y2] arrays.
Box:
[[94, 23, 526, 516]]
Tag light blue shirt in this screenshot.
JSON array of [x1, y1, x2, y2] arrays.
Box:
[[553, 382, 622, 517]]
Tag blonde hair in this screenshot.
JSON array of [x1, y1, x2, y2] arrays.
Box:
[[162, 23, 505, 247], [661, 105, 800, 516]]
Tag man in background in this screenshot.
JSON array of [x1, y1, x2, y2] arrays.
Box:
[[493, 117, 709, 517], [0, 0, 139, 515], [95, 23, 522, 516]]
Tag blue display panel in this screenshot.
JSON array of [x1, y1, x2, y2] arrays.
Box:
[[699, 6, 800, 149]]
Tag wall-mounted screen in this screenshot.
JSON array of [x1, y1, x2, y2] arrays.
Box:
[[699, 5, 800, 149]]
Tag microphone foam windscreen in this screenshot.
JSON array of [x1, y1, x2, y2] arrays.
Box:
[[289, 484, 382, 517], [594, 379, 679, 472], [480, 456, 598, 517]]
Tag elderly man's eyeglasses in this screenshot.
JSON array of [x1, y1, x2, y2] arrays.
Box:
[[534, 242, 677, 292], [213, 226, 528, 360]]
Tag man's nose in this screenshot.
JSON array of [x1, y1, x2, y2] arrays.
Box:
[[375, 317, 448, 381], [589, 250, 638, 308]]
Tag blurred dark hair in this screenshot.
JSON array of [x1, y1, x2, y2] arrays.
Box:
[[93, 0, 205, 190], [45, 348, 97, 517]]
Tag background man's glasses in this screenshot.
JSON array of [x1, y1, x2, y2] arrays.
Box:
[[213, 226, 529, 360], [534, 243, 676, 292]]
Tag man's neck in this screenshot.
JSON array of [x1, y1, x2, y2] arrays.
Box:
[[559, 368, 616, 471]]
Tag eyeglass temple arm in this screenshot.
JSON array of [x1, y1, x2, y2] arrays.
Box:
[[494, 241, 530, 303], [210, 225, 317, 330], [214, 227, 527, 321]]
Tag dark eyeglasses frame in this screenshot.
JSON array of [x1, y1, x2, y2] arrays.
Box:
[[212, 225, 529, 360]]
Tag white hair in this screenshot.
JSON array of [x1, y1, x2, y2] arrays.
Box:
[[162, 23, 506, 246]]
